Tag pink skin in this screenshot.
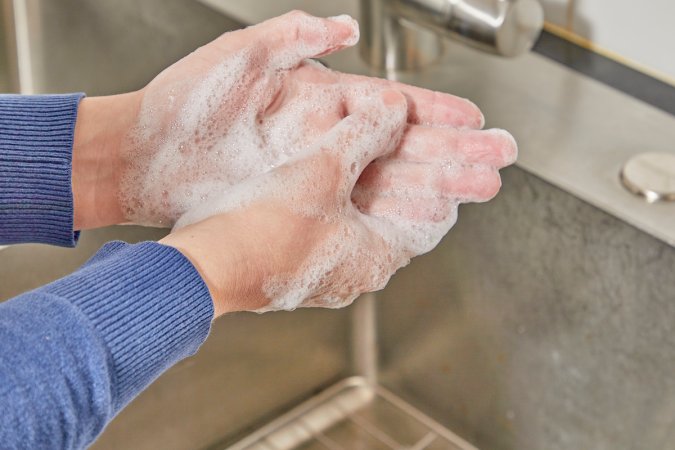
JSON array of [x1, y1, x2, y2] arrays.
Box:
[[271, 62, 515, 223], [115, 11, 514, 228], [162, 90, 413, 314], [73, 11, 515, 231], [71, 11, 518, 315]]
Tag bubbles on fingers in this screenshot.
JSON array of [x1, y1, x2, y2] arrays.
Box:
[[124, 35, 513, 313], [264, 12, 360, 70]]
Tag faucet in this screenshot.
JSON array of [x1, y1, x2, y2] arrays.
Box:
[[360, 0, 544, 71]]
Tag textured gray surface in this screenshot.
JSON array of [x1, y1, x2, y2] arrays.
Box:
[[377, 166, 675, 450]]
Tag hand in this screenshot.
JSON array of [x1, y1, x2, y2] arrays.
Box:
[[70, 11, 357, 230], [118, 11, 361, 227], [271, 61, 516, 254], [73, 12, 512, 229], [162, 90, 410, 315], [71, 11, 515, 236], [161, 87, 514, 315], [113, 11, 498, 229]]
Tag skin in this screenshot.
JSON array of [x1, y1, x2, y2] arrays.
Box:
[[164, 90, 411, 315], [71, 11, 517, 316]]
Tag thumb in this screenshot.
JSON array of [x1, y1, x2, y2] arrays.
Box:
[[250, 11, 359, 69], [328, 89, 408, 186]]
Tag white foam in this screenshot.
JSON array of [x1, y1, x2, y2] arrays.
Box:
[[120, 16, 511, 312]]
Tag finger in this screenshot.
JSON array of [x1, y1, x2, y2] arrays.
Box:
[[325, 89, 408, 185], [340, 72, 484, 129], [436, 166, 502, 202], [356, 160, 503, 202], [396, 126, 518, 168], [353, 190, 456, 223], [250, 11, 359, 69]]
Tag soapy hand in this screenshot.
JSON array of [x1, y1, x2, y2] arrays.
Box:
[[161, 87, 514, 314], [279, 61, 516, 238], [118, 10, 509, 229], [162, 90, 413, 313], [120, 11, 361, 226]]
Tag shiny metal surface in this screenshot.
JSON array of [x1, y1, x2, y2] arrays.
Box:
[[5, 0, 35, 93], [224, 377, 475, 450], [359, 0, 543, 71], [359, 0, 443, 71], [620, 152, 675, 203], [351, 293, 378, 386]]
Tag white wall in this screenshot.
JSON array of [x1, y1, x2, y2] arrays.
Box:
[[540, 0, 675, 83]]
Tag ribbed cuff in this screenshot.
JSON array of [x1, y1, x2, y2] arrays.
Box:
[[0, 93, 85, 247], [43, 241, 214, 412]]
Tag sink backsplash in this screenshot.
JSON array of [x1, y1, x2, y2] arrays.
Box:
[[377, 166, 675, 450]]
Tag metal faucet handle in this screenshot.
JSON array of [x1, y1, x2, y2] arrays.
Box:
[[360, 0, 544, 71], [446, 0, 545, 57]]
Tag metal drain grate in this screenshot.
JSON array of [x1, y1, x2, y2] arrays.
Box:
[[225, 377, 477, 450]]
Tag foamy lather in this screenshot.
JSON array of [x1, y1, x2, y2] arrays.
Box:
[[121, 14, 503, 312], [172, 90, 455, 313], [121, 14, 362, 227]]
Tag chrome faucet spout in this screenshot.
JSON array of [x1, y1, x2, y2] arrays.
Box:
[[360, 0, 544, 71]]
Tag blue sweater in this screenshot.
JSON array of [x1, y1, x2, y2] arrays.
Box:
[[0, 94, 215, 449]]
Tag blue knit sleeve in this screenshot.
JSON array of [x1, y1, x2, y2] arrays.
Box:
[[0, 240, 214, 449], [0, 94, 84, 247]]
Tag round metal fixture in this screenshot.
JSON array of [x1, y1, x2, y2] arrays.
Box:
[[620, 152, 675, 203]]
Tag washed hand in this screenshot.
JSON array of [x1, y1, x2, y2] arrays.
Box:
[[161, 86, 514, 314], [72, 10, 516, 314], [113, 11, 513, 229], [162, 90, 412, 313]]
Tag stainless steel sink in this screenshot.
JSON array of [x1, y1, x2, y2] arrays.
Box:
[[2, 1, 675, 449]]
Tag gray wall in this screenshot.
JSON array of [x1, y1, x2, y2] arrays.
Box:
[[377, 166, 675, 450]]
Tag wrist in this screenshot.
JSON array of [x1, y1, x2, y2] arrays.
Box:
[[72, 91, 141, 230], [159, 219, 239, 317], [159, 213, 269, 317]]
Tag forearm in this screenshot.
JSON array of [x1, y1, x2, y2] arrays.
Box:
[[160, 210, 270, 316], [0, 241, 214, 449], [72, 92, 140, 230]]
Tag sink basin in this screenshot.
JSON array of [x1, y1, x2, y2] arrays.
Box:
[[2, 1, 675, 449]]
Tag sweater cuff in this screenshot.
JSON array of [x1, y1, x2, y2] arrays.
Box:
[[43, 240, 214, 412], [0, 93, 85, 247]]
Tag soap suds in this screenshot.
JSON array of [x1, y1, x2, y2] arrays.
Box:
[[120, 14, 514, 312]]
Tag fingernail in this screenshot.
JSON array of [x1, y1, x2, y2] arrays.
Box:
[[327, 15, 360, 46], [493, 128, 519, 165]]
